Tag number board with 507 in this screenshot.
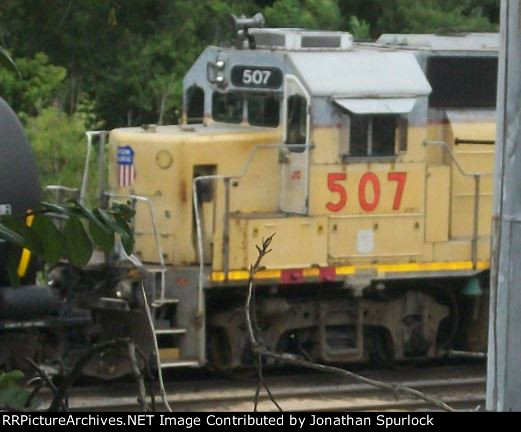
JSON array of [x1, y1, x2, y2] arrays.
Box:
[[231, 66, 283, 89]]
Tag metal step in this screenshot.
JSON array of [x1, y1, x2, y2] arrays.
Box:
[[147, 267, 166, 273], [151, 298, 179, 308], [160, 360, 200, 368], [154, 328, 187, 336]]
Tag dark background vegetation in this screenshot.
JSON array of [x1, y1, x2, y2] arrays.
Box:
[[0, 0, 499, 188]]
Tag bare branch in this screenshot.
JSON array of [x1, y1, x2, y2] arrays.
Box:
[[244, 234, 456, 413], [24, 357, 65, 410], [49, 338, 146, 412], [127, 340, 149, 411]]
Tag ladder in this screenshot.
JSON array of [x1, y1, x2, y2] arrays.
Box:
[[147, 267, 199, 368]]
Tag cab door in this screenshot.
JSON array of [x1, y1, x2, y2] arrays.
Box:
[[280, 74, 311, 214]]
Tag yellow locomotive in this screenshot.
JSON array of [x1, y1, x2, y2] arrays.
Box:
[[90, 24, 498, 376]]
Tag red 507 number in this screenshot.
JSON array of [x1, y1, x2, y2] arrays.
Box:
[[326, 172, 407, 213]]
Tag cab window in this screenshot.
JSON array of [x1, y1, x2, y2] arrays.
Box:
[[248, 95, 280, 127], [348, 114, 407, 157], [186, 85, 204, 124], [212, 92, 243, 123], [285, 94, 307, 152]]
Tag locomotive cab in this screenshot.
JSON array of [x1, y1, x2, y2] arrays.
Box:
[[102, 27, 495, 374]]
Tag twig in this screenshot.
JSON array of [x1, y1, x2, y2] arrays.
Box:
[[244, 234, 282, 411], [244, 235, 456, 413], [24, 379, 45, 409], [136, 346, 156, 412], [24, 357, 66, 411], [127, 341, 149, 411], [49, 338, 140, 411]]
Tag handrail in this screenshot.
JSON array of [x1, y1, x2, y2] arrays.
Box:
[[424, 140, 493, 177], [424, 140, 493, 268], [44, 185, 80, 194], [192, 143, 305, 363], [80, 130, 109, 204], [105, 192, 166, 304]]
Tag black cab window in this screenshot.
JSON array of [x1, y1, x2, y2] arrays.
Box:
[[286, 94, 307, 152], [186, 85, 204, 124], [248, 95, 280, 127], [349, 114, 407, 157], [212, 92, 243, 123]]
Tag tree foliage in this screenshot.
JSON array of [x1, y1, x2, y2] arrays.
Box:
[[0, 53, 66, 119], [25, 107, 88, 190], [0, 0, 499, 130], [0, 0, 500, 189]]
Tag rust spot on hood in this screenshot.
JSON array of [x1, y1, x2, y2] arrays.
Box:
[[179, 179, 187, 203]]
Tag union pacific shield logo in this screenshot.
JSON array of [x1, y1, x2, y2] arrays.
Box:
[[117, 145, 135, 187]]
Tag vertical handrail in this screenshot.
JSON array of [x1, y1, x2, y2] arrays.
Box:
[[471, 174, 481, 268], [424, 140, 493, 268], [192, 143, 304, 363], [105, 192, 166, 301], [80, 130, 109, 205]]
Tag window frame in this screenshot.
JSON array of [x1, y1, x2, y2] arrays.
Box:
[[342, 113, 408, 160], [211, 91, 244, 124], [285, 93, 308, 153], [247, 93, 281, 128]]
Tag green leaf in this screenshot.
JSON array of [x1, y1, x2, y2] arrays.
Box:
[[63, 216, 93, 267], [0, 46, 20, 77], [40, 201, 74, 216], [89, 211, 114, 253], [1, 216, 43, 255], [30, 215, 64, 264], [111, 202, 135, 220], [0, 383, 30, 409], [0, 224, 26, 247], [6, 246, 21, 287], [0, 370, 24, 387], [114, 214, 134, 255], [73, 200, 110, 232]]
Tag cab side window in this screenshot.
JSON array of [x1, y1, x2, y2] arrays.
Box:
[[348, 114, 407, 157], [186, 85, 205, 124], [286, 94, 307, 152]]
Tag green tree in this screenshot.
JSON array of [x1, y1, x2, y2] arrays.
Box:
[[264, 0, 341, 29], [0, 53, 66, 119], [0, 0, 501, 129], [376, 0, 497, 34], [25, 107, 89, 191]]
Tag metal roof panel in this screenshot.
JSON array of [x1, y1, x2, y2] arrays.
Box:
[[334, 98, 417, 114], [287, 51, 431, 97], [377, 33, 499, 51]]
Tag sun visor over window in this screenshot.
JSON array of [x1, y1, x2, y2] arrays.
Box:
[[333, 98, 417, 115]]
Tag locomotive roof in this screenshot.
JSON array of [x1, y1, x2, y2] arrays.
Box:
[[287, 50, 431, 98], [185, 44, 432, 100], [376, 33, 499, 52]]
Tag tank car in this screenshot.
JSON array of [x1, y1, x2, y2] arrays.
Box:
[[79, 25, 498, 377], [0, 98, 88, 371]]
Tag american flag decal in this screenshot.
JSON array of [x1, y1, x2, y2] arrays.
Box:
[[117, 145, 135, 188]]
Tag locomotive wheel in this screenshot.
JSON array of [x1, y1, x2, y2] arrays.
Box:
[[369, 329, 397, 369], [369, 329, 413, 370], [207, 327, 256, 380]]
